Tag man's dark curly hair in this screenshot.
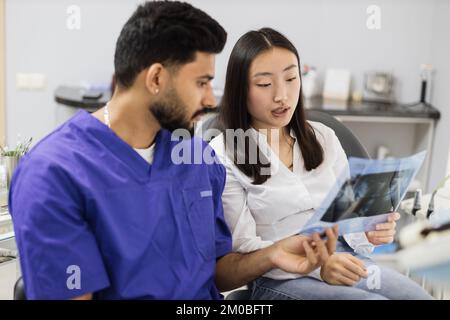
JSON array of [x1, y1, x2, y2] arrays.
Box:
[[114, 1, 227, 88]]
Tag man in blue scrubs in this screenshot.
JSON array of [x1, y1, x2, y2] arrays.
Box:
[[10, 1, 337, 300]]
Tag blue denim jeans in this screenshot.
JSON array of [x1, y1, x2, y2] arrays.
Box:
[[250, 241, 433, 300]]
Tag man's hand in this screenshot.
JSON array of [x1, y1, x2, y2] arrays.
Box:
[[320, 253, 368, 286], [366, 212, 401, 245], [269, 226, 338, 275], [215, 226, 338, 292]]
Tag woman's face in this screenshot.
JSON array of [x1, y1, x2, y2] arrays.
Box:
[[247, 47, 301, 130]]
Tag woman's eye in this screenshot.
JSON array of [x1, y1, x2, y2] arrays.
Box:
[[256, 83, 271, 87], [287, 77, 297, 82], [198, 82, 208, 87]]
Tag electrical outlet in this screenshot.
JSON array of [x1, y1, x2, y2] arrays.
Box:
[[15, 73, 46, 90], [29, 73, 46, 90], [16, 73, 30, 89]]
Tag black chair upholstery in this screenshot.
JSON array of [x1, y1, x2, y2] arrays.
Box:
[[14, 276, 26, 300], [305, 110, 369, 159]]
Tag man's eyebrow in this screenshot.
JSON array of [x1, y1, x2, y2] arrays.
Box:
[[253, 64, 298, 78], [197, 74, 214, 81]]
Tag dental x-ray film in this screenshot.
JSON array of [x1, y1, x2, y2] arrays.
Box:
[[300, 151, 426, 236]]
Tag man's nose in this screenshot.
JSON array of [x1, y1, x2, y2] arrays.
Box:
[[203, 85, 217, 109]]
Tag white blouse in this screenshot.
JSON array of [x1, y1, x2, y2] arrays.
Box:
[[210, 121, 373, 280]]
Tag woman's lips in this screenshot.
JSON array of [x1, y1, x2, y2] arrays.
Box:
[[271, 106, 291, 117]]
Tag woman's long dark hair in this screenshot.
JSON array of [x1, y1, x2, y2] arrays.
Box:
[[220, 28, 324, 185]]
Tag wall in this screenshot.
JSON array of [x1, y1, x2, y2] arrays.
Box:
[[0, 0, 5, 145], [5, 0, 139, 146], [4, 0, 449, 188], [429, 0, 450, 188]]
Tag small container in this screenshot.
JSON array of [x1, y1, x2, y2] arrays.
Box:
[[0, 158, 7, 208], [4, 155, 21, 190]]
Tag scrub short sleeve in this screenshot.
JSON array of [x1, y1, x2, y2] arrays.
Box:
[[9, 156, 110, 299], [208, 153, 232, 259]]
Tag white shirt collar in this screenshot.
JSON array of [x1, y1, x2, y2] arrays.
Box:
[[248, 127, 299, 174], [249, 127, 296, 139]]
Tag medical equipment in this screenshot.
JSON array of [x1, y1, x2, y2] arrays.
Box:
[[363, 71, 395, 103], [412, 189, 422, 216], [426, 173, 450, 218]]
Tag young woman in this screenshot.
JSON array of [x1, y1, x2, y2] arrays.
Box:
[[210, 28, 432, 300]]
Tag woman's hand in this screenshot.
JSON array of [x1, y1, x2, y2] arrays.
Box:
[[270, 226, 338, 275], [320, 253, 368, 286], [366, 212, 401, 245]]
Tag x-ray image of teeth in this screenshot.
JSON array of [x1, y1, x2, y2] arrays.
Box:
[[321, 168, 415, 222], [300, 151, 426, 236]]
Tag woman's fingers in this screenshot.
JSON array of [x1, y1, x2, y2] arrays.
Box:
[[337, 265, 362, 282], [388, 212, 401, 222], [334, 273, 358, 286], [310, 227, 339, 265], [333, 225, 339, 237], [375, 212, 400, 232], [303, 241, 318, 266], [312, 233, 330, 262], [347, 254, 366, 269], [342, 256, 368, 278], [370, 236, 395, 245], [375, 221, 396, 231], [325, 227, 338, 255], [368, 229, 396, 238], [371, 214, 398, 244]]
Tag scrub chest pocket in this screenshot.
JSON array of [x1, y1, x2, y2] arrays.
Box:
[[182, 187, 216, 260]]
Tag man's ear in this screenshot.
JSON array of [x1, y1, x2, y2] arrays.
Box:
[[144, 63, 167, 95]]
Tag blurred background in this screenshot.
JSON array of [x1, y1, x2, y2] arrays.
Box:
[[1, 0, 450, 192]]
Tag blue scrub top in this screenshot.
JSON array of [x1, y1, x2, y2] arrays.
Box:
[[9, 110, 232, 300]]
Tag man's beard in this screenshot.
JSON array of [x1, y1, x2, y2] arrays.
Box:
[[149, 87, 198, 137]]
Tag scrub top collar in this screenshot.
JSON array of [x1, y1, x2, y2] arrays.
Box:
[[73, 110, 168, 184]]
